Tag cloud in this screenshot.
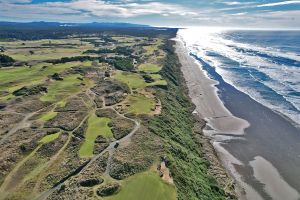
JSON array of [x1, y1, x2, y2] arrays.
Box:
[[222, 1, 254, 6], [257, 0, 300, 7]]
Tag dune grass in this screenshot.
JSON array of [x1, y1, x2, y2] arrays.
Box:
[[138, 63, 161, 73], [79, 114, 113, 158], [108, 171, 176, 200]]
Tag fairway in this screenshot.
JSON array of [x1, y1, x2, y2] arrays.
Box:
[[39, 111, 57, 122], [114, 72, 146, 89], [39, 132, 60, 144], [109, 171, 177, 200], [138, 63, 161, 73], [40, 74, 84, 102], [79, 114, 113, 158]]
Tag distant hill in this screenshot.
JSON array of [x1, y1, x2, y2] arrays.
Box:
[[0, 21, 151, 29]]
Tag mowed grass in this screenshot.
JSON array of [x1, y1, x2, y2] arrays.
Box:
[[79, 114, 113, 158], [148, 74, 167, 86], [114, 72, 146, 89], [108, 171, 177, 200], [138, 63, 161, 73], [39, 132, 60, 144], [0, 62, 80, 92], [40, 74, 87, 102], [125, 94, 155, 115], [39, 111, 57, 122], [143, 39, 162, 56]]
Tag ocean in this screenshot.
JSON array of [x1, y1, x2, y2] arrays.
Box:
[[179, 29, 300, 127], [178, 28, 300, 200]]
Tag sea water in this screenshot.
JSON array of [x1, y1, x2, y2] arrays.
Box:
[[178, 28, 300, 127]]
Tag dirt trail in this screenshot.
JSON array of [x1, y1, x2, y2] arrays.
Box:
[[34, 92, 141, 200]]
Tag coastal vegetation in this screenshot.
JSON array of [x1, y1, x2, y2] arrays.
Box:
[[0, 27, 230, 200]]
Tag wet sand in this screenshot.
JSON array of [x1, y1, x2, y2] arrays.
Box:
[[176, 39, 300, 200]]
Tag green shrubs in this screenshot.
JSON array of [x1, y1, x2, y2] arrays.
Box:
[[0, 54, 14, 67], [148, 41, 227, 200]]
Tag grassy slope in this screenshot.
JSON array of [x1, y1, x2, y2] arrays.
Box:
[[79, 114, 113, 158], [109, 171, 176, 200], [148, 41, 227, 200]]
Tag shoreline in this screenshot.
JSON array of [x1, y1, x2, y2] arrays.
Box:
[[175, 38, 300, 200], [175, 39, 247, 199]]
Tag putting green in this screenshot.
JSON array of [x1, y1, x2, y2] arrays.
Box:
[[114, 72, 146, 89], [108, 171, 176, 200], [79, 114, 113, 158], [125, 94, 155, 115]]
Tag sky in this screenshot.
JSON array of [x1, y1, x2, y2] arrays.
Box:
[[0, 0, 299, 28]]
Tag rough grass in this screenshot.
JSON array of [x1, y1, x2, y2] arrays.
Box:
[[125, 94, 155, 115], [40, 74, 85, 102], [39, 132, 60, 144], [79, 114, 113, 158], [138, 63, 161, 73], [109, 171, 176, 200]]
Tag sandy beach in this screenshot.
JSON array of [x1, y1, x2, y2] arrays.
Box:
[[175, 38, 300, 200]]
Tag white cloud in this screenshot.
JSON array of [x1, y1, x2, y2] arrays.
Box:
[[222, 1, 254, 6], [257, 0, 300, 7]]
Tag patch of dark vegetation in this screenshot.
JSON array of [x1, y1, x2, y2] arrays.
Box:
[[12, 85, 47, 96], [84, 46, 133, 56], [148, 40, 230, 200], [108, 57, 134, 71], [96, 182, 120, 197], [0, 54, 14, 67], [51, 73, 63, 81], [48, 56, 104, 64], [0, 22, 177, 40], [0, 103, 6, 110], [109, 126, 162, 180], [142, 74, 155, 83], [79, 177, 103, 187]]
